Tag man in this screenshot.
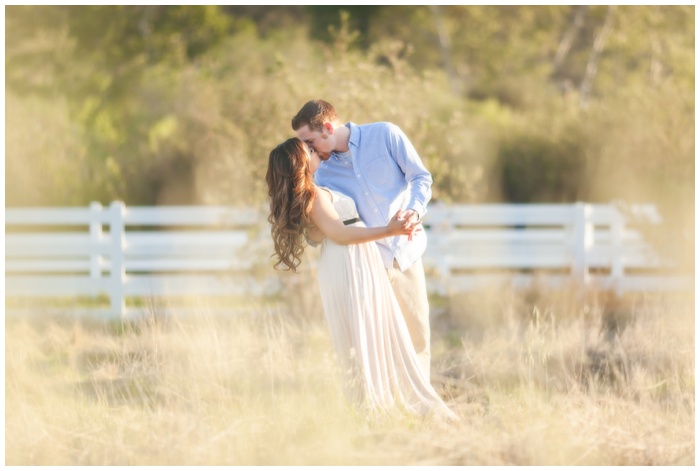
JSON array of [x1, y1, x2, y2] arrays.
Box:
[[292, 99, 434, 379]]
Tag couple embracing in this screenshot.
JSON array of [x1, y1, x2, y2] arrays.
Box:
[[266, 99, 458, 422]]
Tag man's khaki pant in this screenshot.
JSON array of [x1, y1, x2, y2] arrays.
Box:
[[386, 258, 431, 379]]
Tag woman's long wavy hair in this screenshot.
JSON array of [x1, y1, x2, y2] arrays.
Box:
[[265, 138, 316, 272]]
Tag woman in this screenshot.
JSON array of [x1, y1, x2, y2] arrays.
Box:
[[266, 138, 457, 421]]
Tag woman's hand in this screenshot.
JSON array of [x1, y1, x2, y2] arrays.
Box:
[[387, 210, 422, 239]]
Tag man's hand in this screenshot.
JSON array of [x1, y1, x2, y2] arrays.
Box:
[[398, 209, 422, 241]]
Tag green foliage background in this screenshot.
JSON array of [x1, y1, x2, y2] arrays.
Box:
[[6, 6, 694, 241]]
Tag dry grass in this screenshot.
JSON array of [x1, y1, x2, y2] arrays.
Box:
[[5, 288, 695, 465]]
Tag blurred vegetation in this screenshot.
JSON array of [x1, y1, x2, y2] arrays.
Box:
[[5, 5, 694, 260], [5, 289, 695, 464]]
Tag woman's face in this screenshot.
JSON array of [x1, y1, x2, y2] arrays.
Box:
[[305, 144, 321, 174]]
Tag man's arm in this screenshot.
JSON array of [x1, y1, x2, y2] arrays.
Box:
[[385, 123, 433, 220]]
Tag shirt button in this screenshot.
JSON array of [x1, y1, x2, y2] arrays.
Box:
[[357, 174, 361, 177]]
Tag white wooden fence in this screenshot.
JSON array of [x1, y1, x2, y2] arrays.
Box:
[[421, 202, 690, 294], [6, 202, 273, 318], [5, 201, 691, 318]]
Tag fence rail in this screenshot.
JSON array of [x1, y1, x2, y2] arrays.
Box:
[[6, 201, 691, 318], [421, 202, 690, 294]]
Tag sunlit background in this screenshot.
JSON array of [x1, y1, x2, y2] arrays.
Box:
[[6, 5, 694, 261], [4, 6, 695, 465]]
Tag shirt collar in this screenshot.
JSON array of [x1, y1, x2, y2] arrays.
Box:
[[331, 122, 358, 163], [346, 121, 360, 148]]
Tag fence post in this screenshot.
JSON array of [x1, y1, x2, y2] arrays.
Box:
[[109, 201, 126, 317], [610, 209, 624, 294], [572, 203, 593, 286], [89, 202, 103, 281]]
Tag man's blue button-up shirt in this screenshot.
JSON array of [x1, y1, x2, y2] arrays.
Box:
[[314, 121, 433, 271]]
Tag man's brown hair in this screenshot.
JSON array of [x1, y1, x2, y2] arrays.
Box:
[[291, 99, 338, 132]]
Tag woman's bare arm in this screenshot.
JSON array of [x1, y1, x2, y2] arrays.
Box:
[[309, 187, 416, 245]]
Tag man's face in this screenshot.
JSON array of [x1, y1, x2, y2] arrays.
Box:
[[295, 124, 334, 161]]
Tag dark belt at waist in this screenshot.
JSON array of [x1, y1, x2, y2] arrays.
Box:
[[343, 217, 361, 225]]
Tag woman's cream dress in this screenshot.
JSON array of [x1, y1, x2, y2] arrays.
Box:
[[315, 188, 457, 421]]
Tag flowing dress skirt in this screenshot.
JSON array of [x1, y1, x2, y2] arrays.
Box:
[[316, 229, 457, 421]]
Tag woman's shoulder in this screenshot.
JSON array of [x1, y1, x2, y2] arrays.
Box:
[[315, 186, 334, 201]]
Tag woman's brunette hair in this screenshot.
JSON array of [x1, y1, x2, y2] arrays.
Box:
[[265, 138, 316, 272]]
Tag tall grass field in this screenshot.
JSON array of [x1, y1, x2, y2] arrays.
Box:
[[5, 287, 694, 465]]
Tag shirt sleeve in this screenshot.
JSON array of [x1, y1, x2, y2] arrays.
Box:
[[386, 123, 433, 219]]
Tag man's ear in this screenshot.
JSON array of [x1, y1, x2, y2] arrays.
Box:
[[320, 122, 333, 139]]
